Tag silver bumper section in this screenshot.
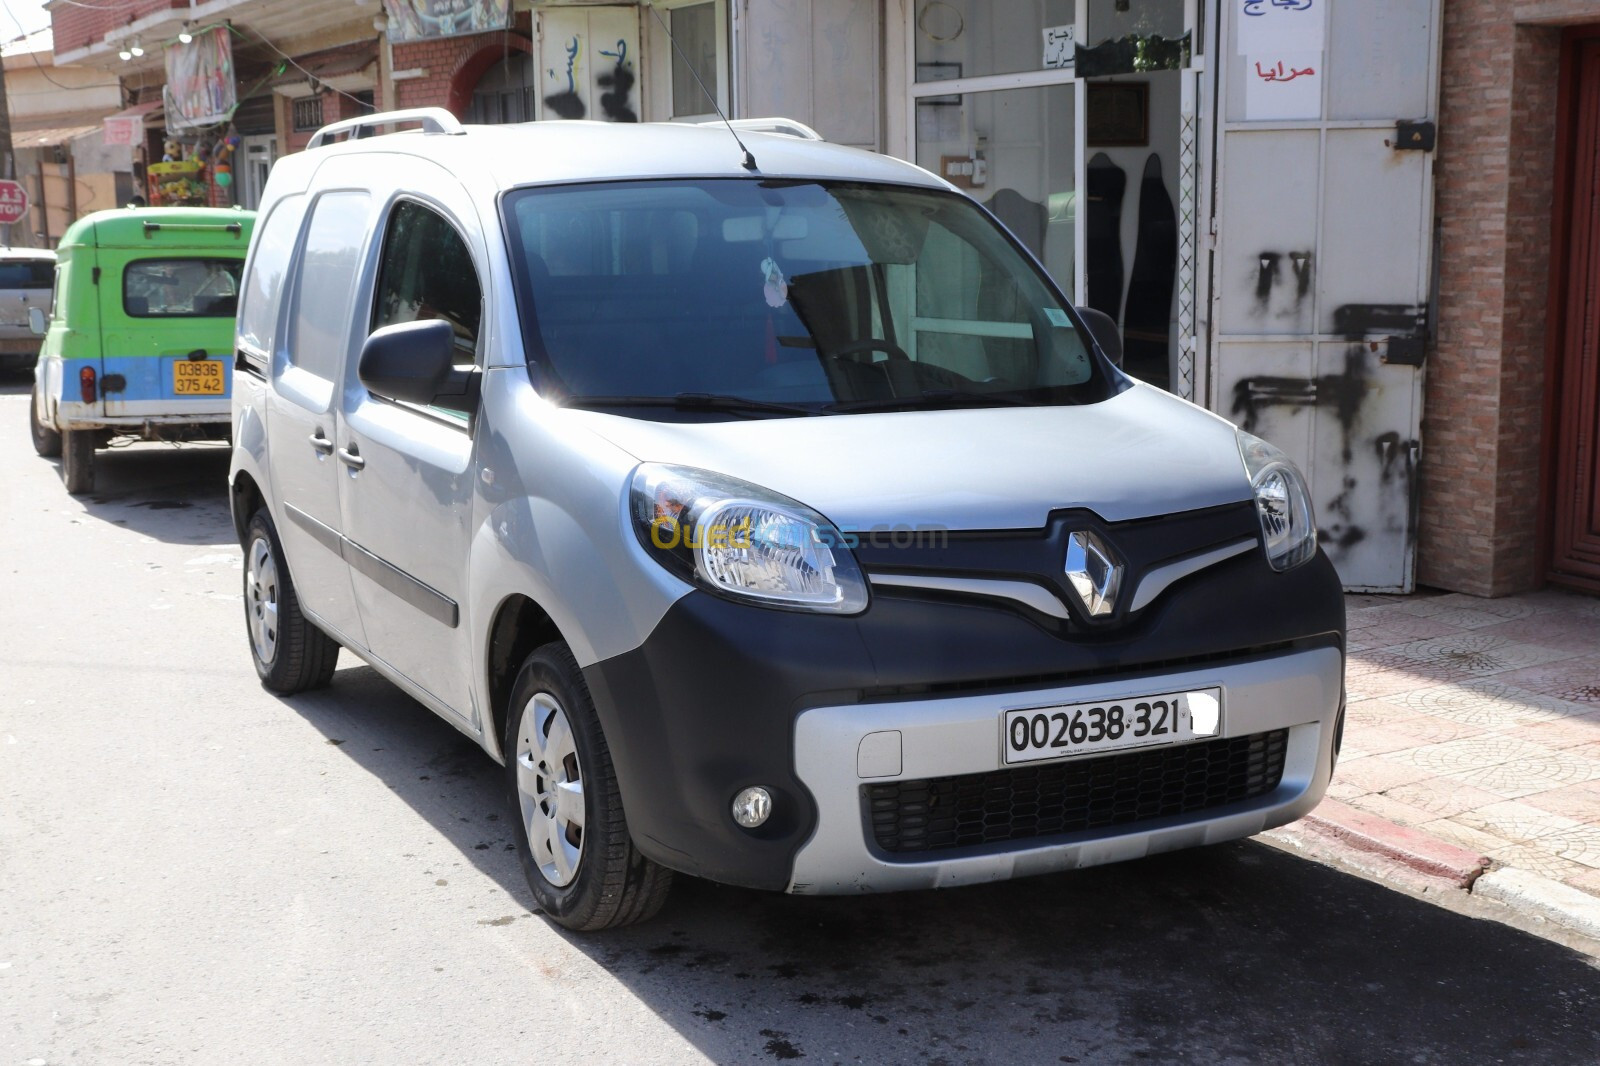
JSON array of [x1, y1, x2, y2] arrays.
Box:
[[787, 647, 1343, 894]]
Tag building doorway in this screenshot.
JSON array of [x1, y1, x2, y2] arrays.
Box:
[[1547, 29, 1600, 592], [905, 0, 1194, 394]]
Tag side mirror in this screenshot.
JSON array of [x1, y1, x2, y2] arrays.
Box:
[[27, 305, 47, 336], [357, 319, 478, 415], [1074, 306, 1123, 368]]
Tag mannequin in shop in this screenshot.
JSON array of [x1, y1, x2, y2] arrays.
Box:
[[1085, 152, 1126, 325], [1123, 153, 1177, 391]]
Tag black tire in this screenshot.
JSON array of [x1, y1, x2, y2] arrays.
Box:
[[28, 392, 60, 458], [243, 508, 339, 694], [506, 643, 672, 931], [62, 428, 95, 495]]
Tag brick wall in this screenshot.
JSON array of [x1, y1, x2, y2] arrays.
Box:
[[50, 0, 180, 56], [392, 30, 530, 114], [1418, 6, 1565, 595]]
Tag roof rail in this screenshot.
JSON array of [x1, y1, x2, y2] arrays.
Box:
[[307, 107, 465, 149], [699, 117, 825, 141]]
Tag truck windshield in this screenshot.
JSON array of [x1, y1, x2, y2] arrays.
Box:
[[123, 258, 243, 318], [502, 180, 1115, 417]]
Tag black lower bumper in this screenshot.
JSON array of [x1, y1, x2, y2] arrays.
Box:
[[583, 547, 1344, 891]]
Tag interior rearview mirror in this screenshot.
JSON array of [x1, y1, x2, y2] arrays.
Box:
[[358, 319, 478, 415], [1075, 306, 1123, 368]]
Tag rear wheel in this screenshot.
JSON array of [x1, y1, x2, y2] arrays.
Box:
[[244, 509, 339, 693], [62, 429, 95, 495], [506, 643, 671, 930], [28, 392, 60, 458]]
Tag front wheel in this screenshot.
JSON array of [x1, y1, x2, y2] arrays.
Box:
[[61, 428, 95, 494], [243, 509, 339, 693], [28, 392, 60, 458], [506, 643, 671, 930]]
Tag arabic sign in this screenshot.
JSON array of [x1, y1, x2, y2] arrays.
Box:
[[0, 180, 29, 225], [1042, 25, 1074, 70], [164, 26, 236, 129], [381, 0, 511, 43], [1238, 0, 1324, 120], [103, 116, 141, 147], [1238, 0, 1323, 53], [1244, 53, 1322, 120]]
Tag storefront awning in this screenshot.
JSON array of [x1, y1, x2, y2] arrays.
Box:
[[269, 45, 377, 96], [10, 124, 104, 149]]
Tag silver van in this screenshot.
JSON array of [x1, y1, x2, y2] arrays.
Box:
[[230, 109, 1344, 931]]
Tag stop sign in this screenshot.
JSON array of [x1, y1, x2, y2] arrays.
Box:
[[0, 179, 29, 225]]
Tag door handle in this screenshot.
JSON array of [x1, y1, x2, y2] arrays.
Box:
[[336, 445, 366, 470], [308, 429, 334, 454]]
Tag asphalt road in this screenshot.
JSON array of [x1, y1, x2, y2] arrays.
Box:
[[3, 377, 1599, 1066]]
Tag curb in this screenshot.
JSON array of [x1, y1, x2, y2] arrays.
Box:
[[1288, 798, 1491, 888], [1268, 800, 1600, 944], [1475, 868, 1600, 942]]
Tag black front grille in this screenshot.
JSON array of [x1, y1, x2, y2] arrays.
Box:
[[866, 730, 1289, 855]]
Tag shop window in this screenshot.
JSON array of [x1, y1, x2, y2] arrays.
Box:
[[292, 96, 323, 132], [646, 0, 728, 120]]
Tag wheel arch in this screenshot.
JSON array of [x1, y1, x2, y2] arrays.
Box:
[[483, 592, 565, 763], [230, 469, 266, 547]]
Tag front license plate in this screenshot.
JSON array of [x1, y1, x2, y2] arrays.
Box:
[[173, 359, 225, 395], [1002, 687, 1223, 765]]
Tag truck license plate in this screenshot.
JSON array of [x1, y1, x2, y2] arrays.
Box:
[[173, 359, 225, 395], [1002, 688, 1222, 764]]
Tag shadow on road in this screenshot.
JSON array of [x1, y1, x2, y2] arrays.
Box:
[[62, 443, 236, 545], [0, 369, 32, 396], [282, 660, 1600, 1065]]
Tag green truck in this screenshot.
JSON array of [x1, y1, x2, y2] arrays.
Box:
[[28, 206, 256, 494]]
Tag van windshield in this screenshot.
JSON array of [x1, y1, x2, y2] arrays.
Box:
[[502, 180, 1116, 418], [123, 258, 242, 318]]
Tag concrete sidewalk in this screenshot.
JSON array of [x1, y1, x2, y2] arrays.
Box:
[[1272, 585, 1600, 934]]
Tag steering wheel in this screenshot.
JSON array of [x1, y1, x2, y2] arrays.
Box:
[[827, 339, 911, 364]]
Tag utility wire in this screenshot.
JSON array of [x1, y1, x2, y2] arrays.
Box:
[[1, 9, 79, 91]]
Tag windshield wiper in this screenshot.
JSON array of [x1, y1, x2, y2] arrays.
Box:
[[824, 389, 1040, 414], [561, 392, 819, 417]]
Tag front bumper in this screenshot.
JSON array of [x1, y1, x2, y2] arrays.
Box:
[[584, 545, 1345, 893], [788, 646, 1342, 893]]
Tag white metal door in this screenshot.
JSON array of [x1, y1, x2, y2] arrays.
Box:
[[238, 135, 276, 212], [537, 6, 642, 122], [1208, 0, 1441, 592]]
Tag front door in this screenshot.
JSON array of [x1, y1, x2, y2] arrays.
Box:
[[336, 172, 481, 725], [1208, 0, 1442, 592], [1549, 32, 1600, 592]]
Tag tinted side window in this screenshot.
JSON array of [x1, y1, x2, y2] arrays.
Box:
[[287, 191, 370, 381], [238, 194, 307, 371], [372, 200, 481, 355]]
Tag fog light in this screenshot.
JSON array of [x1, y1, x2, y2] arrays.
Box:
[[731, 786, 772, 828]]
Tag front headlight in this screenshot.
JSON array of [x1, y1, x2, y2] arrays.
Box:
[[1236, 431, 1318, 572], [629, 463, 869, 614]]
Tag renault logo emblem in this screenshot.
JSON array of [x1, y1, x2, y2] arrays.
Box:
[[1065, 530, 1121, 618]]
